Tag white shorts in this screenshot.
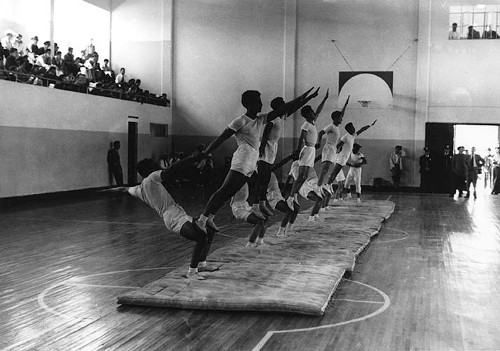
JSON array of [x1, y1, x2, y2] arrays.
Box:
[[345, 168, 362, 193], [259, 141, 278, 164], [163, 204, 191, 234], [299, 178, 319, 199], [231, 203, 252, 221], [231, 144, 258, 177], [267, 173, 284, 209], [336, 151, 350, 166], [321, 144, 337, 163], [335, 169, 345, 182], [299, 146, 315, 168]]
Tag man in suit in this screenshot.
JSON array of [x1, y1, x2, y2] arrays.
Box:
[[419, 146, 432, 193], [465, 146, 484, 199]]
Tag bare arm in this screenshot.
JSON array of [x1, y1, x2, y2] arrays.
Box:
[[356, 119, 377, 136], [314, 89, 329, 117], [285, 87, 319, 118], [295, 129, 307, 153], [268, 87, 317, 122], [203, 128, 235, 155]]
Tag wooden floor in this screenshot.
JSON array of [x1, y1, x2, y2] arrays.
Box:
[[1, 185, 500, 351]]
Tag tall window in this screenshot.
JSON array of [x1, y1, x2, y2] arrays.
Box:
[[449, 5, 500, 39]]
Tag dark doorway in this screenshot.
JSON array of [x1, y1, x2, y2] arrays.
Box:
[[128, 121, 138, 185], [425, 123, 454, 193]]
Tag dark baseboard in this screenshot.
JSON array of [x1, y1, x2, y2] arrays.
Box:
[[0, 186, 118, 212]]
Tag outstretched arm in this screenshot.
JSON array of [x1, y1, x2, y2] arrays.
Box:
[[268, 87, 317, 122], [356, 119, 377, 136], [314, 89, 329, 117], [100, 186, 130, 194], [285, 87, 320, 118], [203, 128, 235, 155], [259, 122, 275, 158], [340, 95, 350, 115]]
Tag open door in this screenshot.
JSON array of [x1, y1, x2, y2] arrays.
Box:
[[128, 121, 138, 185], [425, 123, 454, 193]]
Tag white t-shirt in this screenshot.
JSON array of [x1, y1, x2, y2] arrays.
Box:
[[228, 113, 268, 150], [323, 124, 340, 145], [301, 121, 318, 146], [338, 133, 355, 162], [128, 171, 190, 234]]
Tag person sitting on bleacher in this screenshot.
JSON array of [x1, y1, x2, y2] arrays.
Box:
[[115, 67, 126, 85], [34, 48, 53, 73], [5, 48, 19, 71]]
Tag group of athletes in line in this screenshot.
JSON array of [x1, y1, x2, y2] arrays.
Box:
[[106, 88, 376, 280]]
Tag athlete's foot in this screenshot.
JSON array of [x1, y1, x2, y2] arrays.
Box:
[[185, 272, 206, 280], [276, 228, 287, 237], [198, 265, 220, 272], [195, 219, 208, 233], [207, 218, 220, 232], [250, 207, 266, 219], [321, 184, 332, 197]]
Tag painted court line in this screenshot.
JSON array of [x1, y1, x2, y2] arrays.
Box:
[[252, 279, 391, 351], [37, 267, 177, 321]]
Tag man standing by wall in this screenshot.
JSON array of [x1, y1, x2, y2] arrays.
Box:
[[107, 140, 124, 186], [389, 145, 405, 190], [451, 146, 467, 198], [465, 146, 484, 199], [419, 146, 432, 193]]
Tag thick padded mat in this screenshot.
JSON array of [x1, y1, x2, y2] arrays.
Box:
[[117, 200, 395, 315]]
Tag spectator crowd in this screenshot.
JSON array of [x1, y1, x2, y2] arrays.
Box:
[[0, 29, 170, 107]]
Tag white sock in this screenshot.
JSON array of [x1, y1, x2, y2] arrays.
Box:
[[257, 238, 264, 244], [198, 261, 207, 268], [308, 215, 315, 221], [198, 214, 208, 223], [286, 223, 293, 231], [188, 267, 198, 274], [277, 227, 285, 234]]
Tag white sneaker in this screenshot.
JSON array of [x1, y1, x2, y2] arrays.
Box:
[[321, 184, 332, 196], [346, 192, 352, 199], [250, 207, 266, 219], [195, 219, 208, 233], [276, 228, 287, 237]]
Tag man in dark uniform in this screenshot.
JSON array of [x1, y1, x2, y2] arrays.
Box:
[[451, 146, 468, 197], [107, 140, 124, 186], [419, 146, 432, 193]]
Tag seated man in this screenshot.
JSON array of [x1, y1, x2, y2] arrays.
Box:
[[103, 156, 217, 280]]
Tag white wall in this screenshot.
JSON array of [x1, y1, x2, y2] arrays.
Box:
[[0, 80, 171, 197], [171, 0, 420, 186], [110, 0, 172, 96]]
